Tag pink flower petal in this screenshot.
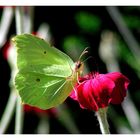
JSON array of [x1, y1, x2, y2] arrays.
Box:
[[91, 75, 115, 108], [105, 72, 130, 104], [70, 87, 78, 101], [77, 80, 99, 111]]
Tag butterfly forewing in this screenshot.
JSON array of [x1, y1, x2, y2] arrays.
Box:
[[12, 34, 76, 109]]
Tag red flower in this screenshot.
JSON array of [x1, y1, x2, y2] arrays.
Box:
[[24, 105, 58, 117], [2, 41, 11, 60], [70, 72, 130, 111]]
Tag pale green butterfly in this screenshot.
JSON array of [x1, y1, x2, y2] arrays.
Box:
[[12, 34, 85, 109]]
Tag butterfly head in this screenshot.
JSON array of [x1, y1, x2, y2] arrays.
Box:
[[75, 60, 84, 75]]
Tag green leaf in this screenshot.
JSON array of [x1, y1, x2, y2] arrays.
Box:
[[123, 15, 140, 29], [117, 40, 140, 76], [75, 11, 101, 33]]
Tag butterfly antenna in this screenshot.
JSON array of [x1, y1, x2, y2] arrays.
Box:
[[78, 47, 89, 61]]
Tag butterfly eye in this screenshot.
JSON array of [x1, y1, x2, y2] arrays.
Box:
[[75, 61, 84, 72], [77, 63, 82, 69]]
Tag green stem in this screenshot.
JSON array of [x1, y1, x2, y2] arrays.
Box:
[[96, 108, 110, 134], [14, 6, 24, 134]]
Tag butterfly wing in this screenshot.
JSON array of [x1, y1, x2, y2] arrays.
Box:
[[12, 34, 75, 109]]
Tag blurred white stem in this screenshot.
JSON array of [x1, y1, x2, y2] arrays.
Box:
[[0, 89, 17, 134], [0, 7, 13, 47], [23, 7, 34, 33], [15, 96, 23, 134], [122, 93, 140, 133], [14, 6, 24, 134], [37, 23, 51, 42], [106, 6, 140, 60], [15, 7, 24, 35], [36, 115, 50, 134]]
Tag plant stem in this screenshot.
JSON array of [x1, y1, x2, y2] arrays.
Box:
[[106, 6, 140, 60], [96, 108, 110, 134], [15, 7, 24, 35], [29, 7, 34, 33], [14, 6, 24, 134], [15, 96, 23, 134], [0, 89, 17, 134], [0, 7, 13, 47]]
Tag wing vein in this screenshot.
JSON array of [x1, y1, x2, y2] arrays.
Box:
[[50, 80, 67, 99]]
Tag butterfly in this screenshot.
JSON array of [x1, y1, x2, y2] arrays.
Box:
[[12, 34, 85, 109]]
